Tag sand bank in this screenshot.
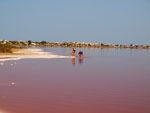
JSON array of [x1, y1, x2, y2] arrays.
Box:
[[0, 48, 73, 62]]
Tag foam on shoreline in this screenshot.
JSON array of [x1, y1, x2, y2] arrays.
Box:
[[0, 48, 73, 62]]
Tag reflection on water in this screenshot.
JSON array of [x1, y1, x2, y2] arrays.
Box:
[[71, 58, 76, 65], [0, 48, 150, 113], [78, 57, 84, 64], [71, 57, 84, 65]]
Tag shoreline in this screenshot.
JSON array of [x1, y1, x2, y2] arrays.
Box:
[[15, 44, 150, 50], [0, 40, 150, 49], [0, 48, 73, 62], [28, 45, 150, 49]]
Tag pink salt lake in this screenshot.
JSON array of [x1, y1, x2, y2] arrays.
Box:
[[0, 48, 150, 113]]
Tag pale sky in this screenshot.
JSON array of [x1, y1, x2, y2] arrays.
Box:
[[0, 0, 150, 45]]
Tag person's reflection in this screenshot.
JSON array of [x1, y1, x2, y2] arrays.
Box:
[[71, 58, 76, 65], [71, 57, 84, 65], [78, 57, 84, 64]]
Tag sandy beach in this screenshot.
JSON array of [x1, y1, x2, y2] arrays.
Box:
[[0, 48, 73, 62]]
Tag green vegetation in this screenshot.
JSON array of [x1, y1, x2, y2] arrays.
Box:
[[40, 41, 47, 45], [28, 40, 32, 45]]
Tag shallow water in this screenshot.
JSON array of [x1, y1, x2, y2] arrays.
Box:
[[0, 48, 150, 113]]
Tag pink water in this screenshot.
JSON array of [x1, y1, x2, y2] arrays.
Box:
[[0, 48, 150, 113]]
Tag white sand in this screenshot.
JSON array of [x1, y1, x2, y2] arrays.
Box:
[[0, 48, 73, 62]]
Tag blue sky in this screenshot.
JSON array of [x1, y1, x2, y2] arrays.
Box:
[[0, 0, 150, 45]]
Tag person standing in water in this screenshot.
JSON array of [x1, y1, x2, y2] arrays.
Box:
[[78, 51, 83, 57], [71, 48, 76, 65], [72, 48, 76, 56], [78, 51, 84, 64]]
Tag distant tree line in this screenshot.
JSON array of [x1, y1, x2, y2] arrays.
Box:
[[27, 40, 47, 45]]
